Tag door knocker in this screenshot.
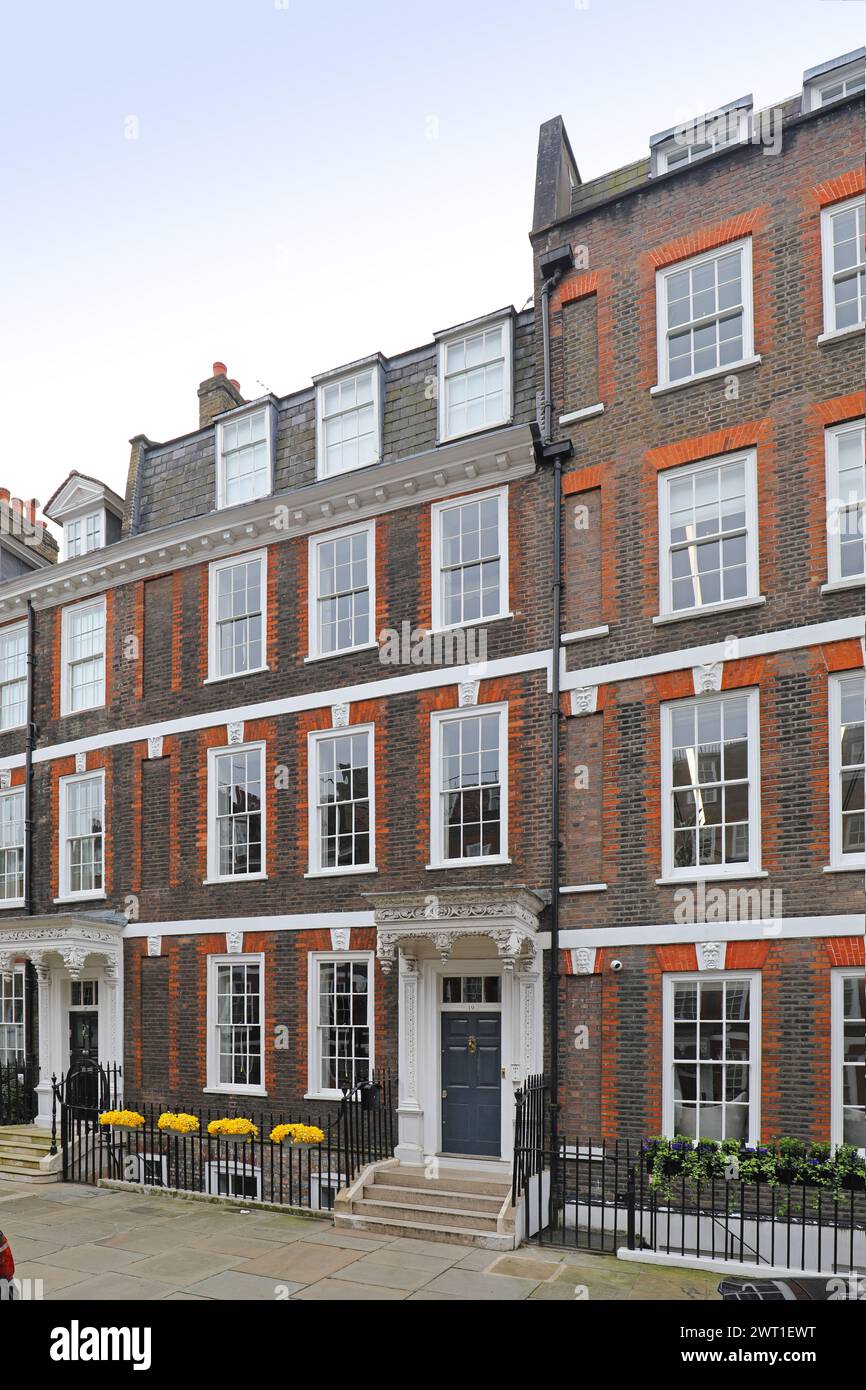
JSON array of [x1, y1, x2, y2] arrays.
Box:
[[467, 1034, 477, 1053]]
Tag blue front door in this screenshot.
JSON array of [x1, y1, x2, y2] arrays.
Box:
[[441, 1013, 501, 1157]]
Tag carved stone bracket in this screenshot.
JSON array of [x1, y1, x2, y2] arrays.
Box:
[[571, 946, 597, 975], [697, 940, 726, 971], [330, 928, 351, 952], [570, 686, 598, 716], [693, 661, 724, 694], [457, 679, 480, 707], [226, 929, 245, 955]]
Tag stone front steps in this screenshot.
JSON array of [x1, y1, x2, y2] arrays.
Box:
[[334, 1160, 519, 1249], [0, 1125, 62, 1183]]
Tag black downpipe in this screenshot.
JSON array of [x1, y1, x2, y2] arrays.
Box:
[[24, 598, 35, 914], [539, 249, 574, 1169]]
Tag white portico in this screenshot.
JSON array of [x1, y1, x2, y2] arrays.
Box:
[[369, 885, 546, 1169], [0, 914, 125, 1126]]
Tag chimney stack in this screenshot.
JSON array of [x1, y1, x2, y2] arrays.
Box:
[[198, 361, 245, 429]]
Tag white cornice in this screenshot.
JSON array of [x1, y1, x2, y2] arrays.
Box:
[[0, 424, 537, 616]]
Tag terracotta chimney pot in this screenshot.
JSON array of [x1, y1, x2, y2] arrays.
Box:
[[212, 360, 227, 378]]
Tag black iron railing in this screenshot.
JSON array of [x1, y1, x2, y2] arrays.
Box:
[[512, 1130, 866, 1275], [55, 1065, 396, 1212], [0, 1057, 38, 1125], [511, 1073, 548, 1207]]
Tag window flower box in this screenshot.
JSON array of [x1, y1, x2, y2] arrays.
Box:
[[207, 1118, 259, 1144], [270, 1122, 325, 1151]]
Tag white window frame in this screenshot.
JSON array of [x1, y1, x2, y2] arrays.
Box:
[[206, 1161, 262, 1202], [828, 672, 866, 870], [428, 702, 509, 869], [0, 620, 28, 733], [206, 550, 268, 684], [820, 197, 866, 339], [206, 741, 267, 884], [60, 596, 106, 717], [825, 419, 866, 586], [436, 314, 513, 444], [660, 689, 762, 882], [0, 964, 26, 1064], [205, 951, 266, 1096], [655, 238, 755, 389], [306, 950, 375, 1101], [652, 107, 750, 176], [57, 769, 105, 903], [64, 511, 104, 561], [215, 404, 274, 511], [657, 450, 759, 618], [306, 724, 376, 877], [804, 56, 866, 112], [430, 486, 510, 633], [0, 786, 25, 908], [831, 967, 866, 1152], [662, 971, 761, 1146], [306, 519, 376, 662], [315, 364, 383, 480]]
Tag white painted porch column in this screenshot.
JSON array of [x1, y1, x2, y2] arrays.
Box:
[[395, 953, 425, 1165], [28, 953, 55, 1128]]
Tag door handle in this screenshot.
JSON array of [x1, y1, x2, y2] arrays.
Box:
[[467, 1035, 477, 1053], [441, 1089, 447, 1099]]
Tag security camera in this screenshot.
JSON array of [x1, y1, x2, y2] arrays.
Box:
[[609, 958, 623, 972]]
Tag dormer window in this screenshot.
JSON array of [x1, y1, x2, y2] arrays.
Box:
[[650, 98, 751, 177], [43, 472, 123, 562], [315, 360, 383, 479], [65, 511, 103, 559], [436, 312, 513, 444], [803, 50, 865, 112], [215, 404, 275, 509]]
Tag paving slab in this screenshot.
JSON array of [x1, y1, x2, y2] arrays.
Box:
[[38, 1242, 152, 1275], [291, 1277, 408, 1301], [187, 1230, 295, 1259], [97, 1226, 206, 1256], [376, 1236, 471, 1262], [184, 1270, 303, 1300], [336, 1259, 450, 1292], [301, 1229, 396, 1252], [45, 1270, 173, 1301], [2, 1233, 66, 1262], [9, 1260, 90, 1295], [117, 1248, 242, 1287], [237, 1240, 364, 1283], [424, 1268, 541, 1300]]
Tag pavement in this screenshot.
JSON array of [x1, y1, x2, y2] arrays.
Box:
[[0, 1178, 722, 1301]]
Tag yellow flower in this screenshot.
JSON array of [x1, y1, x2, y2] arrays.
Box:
[[269, 1122, 325, 1146], [98, 1109, 145, 1129], [207, 1117, 259, 1139], [157, 1112, 200, 1134]]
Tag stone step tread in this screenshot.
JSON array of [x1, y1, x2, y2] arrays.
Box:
[[0, 1161, 54, 1176], [377, 1168, 511, 1197], [353, 1198, 498, 1229], [0, 1127, 51, 1141], [368, 1182, 503, 1210], [0, 1149, 46, 1165], [335, 1214, 514, 1249]]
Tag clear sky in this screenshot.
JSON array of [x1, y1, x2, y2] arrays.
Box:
[[1, 0, 862, 515]]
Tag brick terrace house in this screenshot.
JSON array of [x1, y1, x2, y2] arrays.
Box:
[[0, 301, 561, 1190], [533, 49, 865, 1150], [0, 49, 863, 1214]]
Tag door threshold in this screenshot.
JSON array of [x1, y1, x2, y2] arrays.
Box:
[[437, 1152, 507, 1163]]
